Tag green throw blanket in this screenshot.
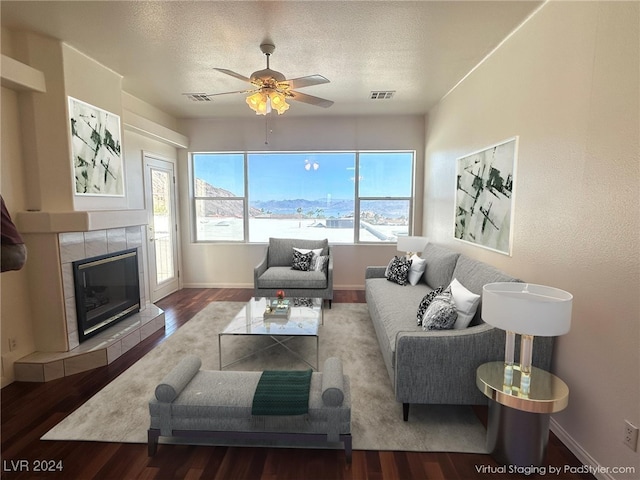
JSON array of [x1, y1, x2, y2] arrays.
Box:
[[251, 369, 312, 416]]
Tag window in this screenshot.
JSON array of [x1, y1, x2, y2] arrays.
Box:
[[193, 153, 246, 241], [192, 151, 414, 243], [358, 152, 414, 242]]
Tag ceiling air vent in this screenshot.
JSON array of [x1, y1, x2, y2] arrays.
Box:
[[184, 93, 212, 102], [370, 91, 395, 100]]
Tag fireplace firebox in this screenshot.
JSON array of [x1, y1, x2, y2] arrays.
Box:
[[73, 248, 141, 342]]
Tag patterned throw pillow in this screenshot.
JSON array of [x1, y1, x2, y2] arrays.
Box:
[[313, 254, 329, 272], [385, 256, 413, 286], [416, 286, 444, 326], [423, 287, 458, 330], [292, 250, 314, 271]]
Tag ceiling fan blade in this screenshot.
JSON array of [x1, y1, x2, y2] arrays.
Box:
[[206, 89, 253, 97], [213, 68, 252, 83], [288, 90, 334, 108], [283, 75, 330, 89]]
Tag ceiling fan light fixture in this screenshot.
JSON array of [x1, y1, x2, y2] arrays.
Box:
[[246, 91, 271, 115], [269, 91, 290, 115], [211, 43, 332, 114]]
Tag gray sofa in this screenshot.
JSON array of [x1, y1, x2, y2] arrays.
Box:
[[365, 243, 554, 421], [254, 237, 334, 306], [148, 355, 352, 460]]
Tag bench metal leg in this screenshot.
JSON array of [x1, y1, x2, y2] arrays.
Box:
[[149, 429, 351, 463], [343, 434, 353, 464], [403, 403, 410, 421], [148, 429, 160, 456]]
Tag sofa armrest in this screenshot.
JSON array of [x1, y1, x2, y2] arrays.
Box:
[[321, 356, 344, 406], [394, 324, 505, 405], [254, 248, 269, 283], [365, 266, 387, 279], [326, 246, 334, 290]]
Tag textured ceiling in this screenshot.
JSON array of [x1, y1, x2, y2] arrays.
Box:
[[1, 1, 542, 119]]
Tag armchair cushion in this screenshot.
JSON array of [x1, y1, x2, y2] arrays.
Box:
[[258, 266, 328, 289]]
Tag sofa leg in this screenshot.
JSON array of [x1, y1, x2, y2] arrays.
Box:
[[403, 403, 410, 421]]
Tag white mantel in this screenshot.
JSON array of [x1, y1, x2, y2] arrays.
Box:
[[16, 209, 147, 233]]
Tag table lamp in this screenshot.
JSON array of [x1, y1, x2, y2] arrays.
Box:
[[397, 236, 429, 257], [482, 282, 572, 395]]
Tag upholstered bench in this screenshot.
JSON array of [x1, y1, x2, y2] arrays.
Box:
[[148, 355, 352, 461]]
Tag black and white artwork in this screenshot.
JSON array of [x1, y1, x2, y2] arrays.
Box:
[[69, 97, 123, 196], [454, 137, 517, 255]]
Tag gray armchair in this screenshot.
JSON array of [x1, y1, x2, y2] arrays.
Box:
[[254, 237, 333, 307]]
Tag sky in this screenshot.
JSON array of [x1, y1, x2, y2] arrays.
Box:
[[193, 152, 414, 201]]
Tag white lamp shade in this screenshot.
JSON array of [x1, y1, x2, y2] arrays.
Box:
[[482, 282, 572, 336], [397, 236, 429, 254]]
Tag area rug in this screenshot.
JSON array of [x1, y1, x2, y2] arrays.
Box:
[[42, 302, 488, 453]]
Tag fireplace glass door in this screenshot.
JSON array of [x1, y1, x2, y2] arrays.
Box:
[[73, 249, 141, 342]]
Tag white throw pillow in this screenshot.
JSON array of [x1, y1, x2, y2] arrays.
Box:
[[407, 254, 427, 286], [293, 247, 323, 258], [448, 278, 481, 329]]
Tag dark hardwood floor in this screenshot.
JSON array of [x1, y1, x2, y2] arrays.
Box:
[[1, 289, 593, 480]]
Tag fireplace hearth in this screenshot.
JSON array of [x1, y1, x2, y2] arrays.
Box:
[[73, 248, 141, 342]]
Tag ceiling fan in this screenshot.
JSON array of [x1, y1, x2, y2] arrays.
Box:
[[185, 43, 334, 115]]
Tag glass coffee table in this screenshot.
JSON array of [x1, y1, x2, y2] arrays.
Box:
[[218, 297, 323, 371]]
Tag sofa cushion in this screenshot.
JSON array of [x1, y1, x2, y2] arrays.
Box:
[[422, 287, 458, 330], [451, 255, 520, 325], [268, 238, 329, 267], [422, 244, 460, 289], [365, 278, 431, 371], [258, 266, 328, 289]]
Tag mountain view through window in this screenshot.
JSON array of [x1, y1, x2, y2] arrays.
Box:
[[192, 151, 414, 243]]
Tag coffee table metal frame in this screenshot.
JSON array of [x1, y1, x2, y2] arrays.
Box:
[[218, 297, 323, 371]]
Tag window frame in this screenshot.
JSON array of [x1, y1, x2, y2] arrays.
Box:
[[190, 150, 416, 244]]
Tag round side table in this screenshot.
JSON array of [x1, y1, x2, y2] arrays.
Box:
[[476, 361, 569, 466]]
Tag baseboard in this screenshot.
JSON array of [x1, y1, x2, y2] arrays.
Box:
[[550, 419, 613, 480], [182, 283, 254, 289], [181, 283, 365, 291]]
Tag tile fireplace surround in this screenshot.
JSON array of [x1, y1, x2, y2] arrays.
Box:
[[13, 225, 165, 382]]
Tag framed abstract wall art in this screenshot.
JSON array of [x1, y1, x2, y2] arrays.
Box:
[[68, 96, 124, 196], [454, 137, 518, 255]]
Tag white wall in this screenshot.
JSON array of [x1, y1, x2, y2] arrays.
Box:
[[177, 115, 426, 289], [423, 2, 639, 477], [0, 29, 181, 384], [1, 86, 36, 387]]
